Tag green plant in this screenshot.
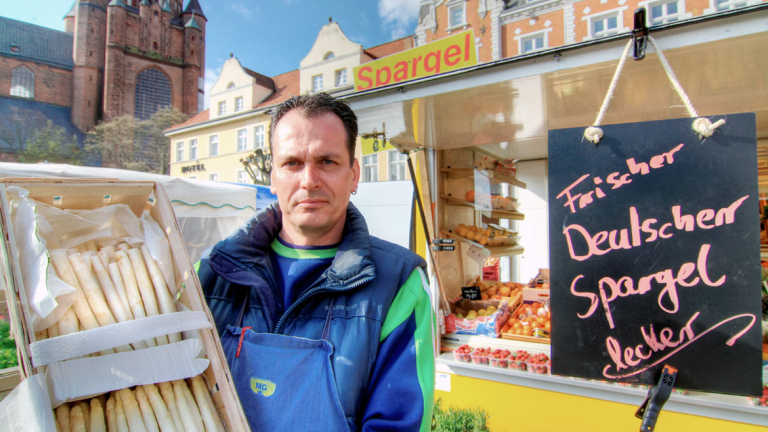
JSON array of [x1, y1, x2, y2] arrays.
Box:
[[0, 321, 18, 369], [432, 398, 491, 432]]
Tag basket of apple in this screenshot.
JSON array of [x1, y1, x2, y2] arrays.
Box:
[[453, 344, 473, 363], [488, 349, 511, 368], [525, 353, 550, 374]]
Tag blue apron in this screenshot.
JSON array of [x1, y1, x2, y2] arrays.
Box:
[[221, 294, 350, 432]]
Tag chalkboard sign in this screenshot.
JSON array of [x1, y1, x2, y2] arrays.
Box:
[[548, 114, 761, 396], [461, 286, 481, 300]]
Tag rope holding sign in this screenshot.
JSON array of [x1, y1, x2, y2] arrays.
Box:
[[584, 36, 725, 144]]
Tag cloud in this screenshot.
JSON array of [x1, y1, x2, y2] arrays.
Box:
[[203, 63, 224, 110], [378, 0, 420, 39], [230, 1, 256, 19]]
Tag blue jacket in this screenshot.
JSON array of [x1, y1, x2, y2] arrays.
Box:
[[198, 202, 435, 431]]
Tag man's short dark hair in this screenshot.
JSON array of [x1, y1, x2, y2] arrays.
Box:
[[269, 93, 358, 166]]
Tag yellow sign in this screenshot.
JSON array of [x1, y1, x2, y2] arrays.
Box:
[[361, 137, 397, 156], [353, 30, 477, 92]]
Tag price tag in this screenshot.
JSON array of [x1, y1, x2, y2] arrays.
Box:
[[461, 286, 481, 300], [465, 244, 488, 267]]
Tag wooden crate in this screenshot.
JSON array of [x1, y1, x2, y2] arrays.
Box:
[[0, 178, 249, 431], [500, 299, 551, 345]]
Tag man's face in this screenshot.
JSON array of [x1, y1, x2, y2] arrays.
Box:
[[270, 110, 360, 245]]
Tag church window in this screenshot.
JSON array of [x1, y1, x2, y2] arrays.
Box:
[[191, 50, 194, 56], [192, 36, 196, 41], [10, 65, 34, 99], [89, 51, 93, 57], [153, 42, 158, 50], [154, 11, 158, 17], [134, 67, 172, 120]]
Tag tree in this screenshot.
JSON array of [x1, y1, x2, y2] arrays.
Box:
[[85, 107, 187, 174], [240, 148, 272, 186], [0, 106, 49, 156], [20, 120, 81, 164]]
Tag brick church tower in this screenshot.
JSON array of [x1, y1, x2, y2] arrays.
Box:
[[69, 0, 205, 131]]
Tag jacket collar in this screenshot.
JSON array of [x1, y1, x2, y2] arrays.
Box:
[[210, 201, 375, 285]]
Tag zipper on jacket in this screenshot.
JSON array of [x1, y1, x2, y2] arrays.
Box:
[[273, 269, 375, 334]]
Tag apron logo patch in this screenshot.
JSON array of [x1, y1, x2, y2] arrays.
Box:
[[250, 377, 276, 397]]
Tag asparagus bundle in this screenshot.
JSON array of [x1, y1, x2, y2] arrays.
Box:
[[53, 375, 226, 432], [42, 241, 181, 356]]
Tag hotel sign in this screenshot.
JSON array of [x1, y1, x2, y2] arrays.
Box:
[[353, 30, 477, 92]]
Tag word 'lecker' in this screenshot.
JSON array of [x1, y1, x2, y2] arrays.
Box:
[[556, 144, 684, 214]]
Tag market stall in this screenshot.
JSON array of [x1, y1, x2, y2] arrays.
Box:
[[345, 7, 768, 431]]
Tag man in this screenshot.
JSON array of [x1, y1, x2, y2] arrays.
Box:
[[197, 93, 435, 431]]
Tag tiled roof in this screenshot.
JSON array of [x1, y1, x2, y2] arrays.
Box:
[[364, 35, 414, 59], [183, 0, 206, 20], [244, 68, 276, 92], [0, 17, 74, 70], [254, 69, 299, 109], [169, 108, 209, 129]]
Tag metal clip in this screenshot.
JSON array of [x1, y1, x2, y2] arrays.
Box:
[[431, 238, 455, 245], [632, 8, 649, 61], [635, 364, 677, 431]]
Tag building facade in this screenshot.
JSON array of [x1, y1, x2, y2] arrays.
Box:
[[166, 21, 415, 184], [0, 0, 205, 147]]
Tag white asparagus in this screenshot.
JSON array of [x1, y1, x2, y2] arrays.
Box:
[[90, 399, 106, 432], [78, 401, 91, 432], [35, 328, 48, 341], [71, 404, 86, 432], [180, 380, 204, 432], [141, 246, 180, 343], [190, 375, 224, 432], [116, 243, 131, 252], [57, 307, 79, 336], [69, 254, 132, 353], [136, 387, 161, 432], [103, 246, 117, 262], [115, 395, 130, 432], [115, 251, 156, 348], [67, 248, 79, 256], [108, 263, 134, 321], [172, 381, 200, 432], [118, 389, 147, 432], [97, 250, 110, 270], [85, 240, 98, 253], [97, 394, 108, 414], [127, 248, 168, 346], [91, 256, 130, 323], [157, 382, 184, 432], [50, 250, 102, 332], [143, 384, 177, 432], [57, 403, 71, 432], [106, 396, 117, 432], [77, 244, 88, 254]]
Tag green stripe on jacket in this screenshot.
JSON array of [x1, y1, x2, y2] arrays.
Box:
[[380, 268, 435, 432]]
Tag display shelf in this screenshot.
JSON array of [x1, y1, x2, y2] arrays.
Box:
[[440, 194, 525, 220], [441, 229, 525, 257], [440, 168, 527, 189]]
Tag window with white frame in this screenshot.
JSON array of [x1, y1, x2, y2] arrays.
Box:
[[715, 0, 748, 11], [235, 96, 244, 112], [313, 74, 323, 92], [218, 101, 226, 116], [521, 33, 546, 54], [208, 173, 218, 182], [209, 135, 219, 156], [189, 139, 198, 160], [388, 151, 407, 181], [362, 154, 378, 182], [10, 65, 34, 98], [648, 0, 682, 24], [254, 125, 265, 148], [335, 69, 347, 87], [236, 170, 249, 184], [591, 12, 620, 38], [237, 128, 248, 152], [448, 1, 467, 28], [176, 141, 184, 162]]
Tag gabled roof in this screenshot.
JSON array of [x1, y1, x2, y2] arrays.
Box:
[[364, 35, 414, 59], [254, 69, 299, 109], [0, 16, 74, 70], [185, 14, 202, 30], [183, 0, 206, 20], [244, 67, 276, 92], [169, 108, 209, 130]]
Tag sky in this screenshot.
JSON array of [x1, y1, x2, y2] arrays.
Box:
[[2, 0, 420, 108]]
